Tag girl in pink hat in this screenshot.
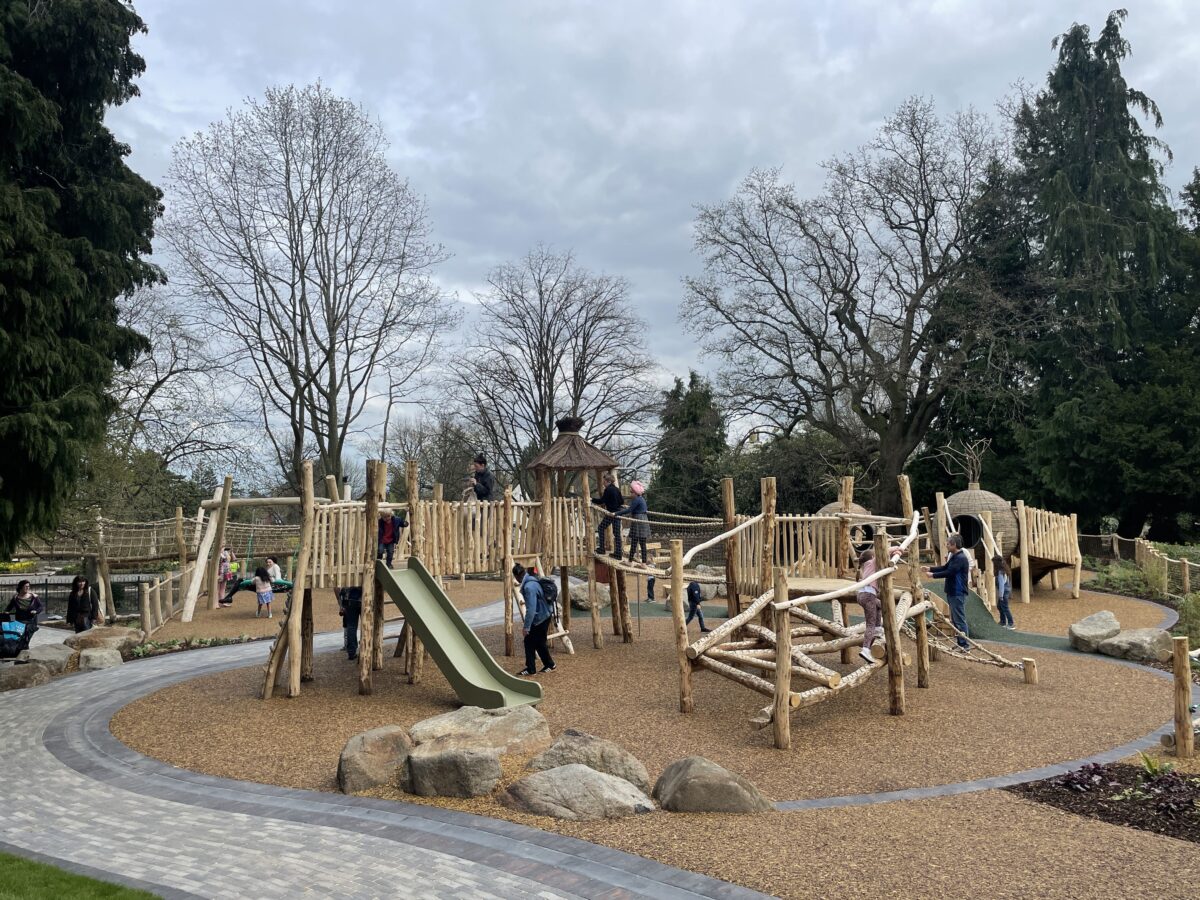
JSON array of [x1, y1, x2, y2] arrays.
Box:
[[615, 480, 650, 564]]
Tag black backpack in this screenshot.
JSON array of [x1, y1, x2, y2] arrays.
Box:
[[536, 576, 559, 617]]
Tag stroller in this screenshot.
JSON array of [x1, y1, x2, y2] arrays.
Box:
[[0, 614, 33, 660]]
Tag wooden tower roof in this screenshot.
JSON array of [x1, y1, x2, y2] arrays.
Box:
[[526, 417, 619, 472]]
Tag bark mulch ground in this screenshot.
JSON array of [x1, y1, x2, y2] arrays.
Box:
[[114, 618, 1170, 802], [1007, 762, 1200, 845], [1008, 581, 1170, 636], [147, 578, 502, 643]]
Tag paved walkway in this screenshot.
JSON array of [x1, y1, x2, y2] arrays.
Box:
[[4, 603, 766, 900]]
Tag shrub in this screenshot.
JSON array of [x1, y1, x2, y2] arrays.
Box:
[[1175, 593, 1200, 645], [1090, 560, 1162, 601]]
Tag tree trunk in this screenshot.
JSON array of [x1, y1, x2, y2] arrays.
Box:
[[871, 443, 910, 515]]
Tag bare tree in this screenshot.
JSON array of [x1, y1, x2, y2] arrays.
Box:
[[163, 83, 456, 491], [453, 246, 657, 489], [108, 285, 244, 474], [684, 98, 1031, 512]]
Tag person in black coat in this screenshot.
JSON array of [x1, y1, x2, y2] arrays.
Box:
[[470, 454, 495, 502], [592, 472, 623, 557], [65, 575, 102, 633]]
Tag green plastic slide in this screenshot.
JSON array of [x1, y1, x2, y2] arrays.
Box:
[[375, 559, 542, 709]]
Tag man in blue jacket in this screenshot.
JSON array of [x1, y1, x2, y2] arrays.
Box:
[[924, 534, 971, 649], [513, 564, 555, 676]]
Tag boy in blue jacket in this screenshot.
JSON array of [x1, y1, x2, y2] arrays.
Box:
[[924, 534, 971, 649], [513, 564, 555, 676]]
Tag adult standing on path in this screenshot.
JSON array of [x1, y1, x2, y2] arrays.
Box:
[[5, 580, 43, 637], [470, 453, 495, 502], [592, 471, 623, 557], [924, 533, 971, 649], [65, 575, 102, 633], [513, 563, 555, 676]]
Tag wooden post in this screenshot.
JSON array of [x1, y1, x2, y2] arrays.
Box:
[[1182, 559, 1191, 596], [174, 506, 187, 568], [837, 476, 854, 577], [722, 477, 740, 617], [207, 475, 234, 610], [372, 461, 388, 672], [616, 570, 632, 643], [981, 510, 995, 613], [325, 474, 340, 501], [405, 459, 425, 682], [933, 492, 947, 562], [915, 605, 930, 688], [285, 556, 293, 580], [772, 567, 791, 750], [431, 482, 443, 577], [1174, 636, 1194, 758], [759, 477, 777, 597], [1023, 657, 1039, 686], [876, 531, 904, 715], [670, 539, 693, 713], [1016, 499, 1032, 604], [281, 461, 315, 698], [1071, 513, 1083, 599], [502, 485, 515, 657], [358, 460, 382, 695], [920, 507, 934, 564], [153, 577, 165, 630], [138, 582, 151, 634], [300, 588, 314, 681], [581, 471, 603, 650], [897, 474, 914, 522]]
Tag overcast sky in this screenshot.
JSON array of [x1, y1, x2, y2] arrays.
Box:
[[109, 1, 1200, 388]]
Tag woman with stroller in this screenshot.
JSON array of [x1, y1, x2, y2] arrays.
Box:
[[5, 580, 44, 637], [66, 575, 103, 633]]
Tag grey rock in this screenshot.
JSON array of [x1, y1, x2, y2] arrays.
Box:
[[408, 705, 551, 755], [500, 764, 654, 820], [0, 661, 51, 692], [337, 725, 414, 794], [1097, 628, 1175, 663], [78, 647, 123, 671], [18, 643, 77, 675], [530, 728, 651, 793], [65, 626, 144, 658], [653, 756, 772, 813], [569, 581, 611, 611], [404, 739, 502, 798], [1068, 611, 1120, 653]]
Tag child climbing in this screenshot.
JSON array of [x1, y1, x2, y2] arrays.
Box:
[[615, 480, 649, 565], [855, 548, 882, 665], [994, 554, 1014, 629], [253, 566, 274, 618], [685, 581, 710, 633]]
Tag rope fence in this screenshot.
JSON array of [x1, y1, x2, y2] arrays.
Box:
[[1079, 533, 1198, 601]]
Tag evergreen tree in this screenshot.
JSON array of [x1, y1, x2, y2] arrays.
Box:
[[1012, 10, 1200, 537], [0, 0, 161, 553], [651, 372, 727, 516]]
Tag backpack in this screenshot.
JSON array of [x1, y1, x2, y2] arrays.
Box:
[[536, 577, 558, 619]]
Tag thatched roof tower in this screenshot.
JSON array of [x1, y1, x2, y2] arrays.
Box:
[[945, 482, 1020, 557], [526, 417, 619, 473]]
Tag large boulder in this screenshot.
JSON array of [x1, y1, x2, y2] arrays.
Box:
[[653, 756, 772, 813], [337, 726, 414, 794], [0, 661, 51, 692], [408, 705, 551, 756], [78, 647, 123, 671], [693, 565, 727, 602], [530, 728, 651, 793], [18, 643, 77, 675], [404, 740, 502, 798], [1068, 611, 1121, 653], [65, 626, 144, 658], [1097, 628, 1175, 664], [500, 764, 654, 820], [569, 581, 611, 611]]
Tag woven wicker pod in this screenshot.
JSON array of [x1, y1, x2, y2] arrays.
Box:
[[945, 486, 1019, 557], [816, 501, 870, 517]]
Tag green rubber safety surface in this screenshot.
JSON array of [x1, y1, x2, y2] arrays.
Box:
[[922, 583, 1073, 652]]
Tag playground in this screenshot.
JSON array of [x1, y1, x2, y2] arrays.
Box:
[[7, 423, 1200, 898]]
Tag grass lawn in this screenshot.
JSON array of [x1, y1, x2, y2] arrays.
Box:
[[0, 851, 157, 900]]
